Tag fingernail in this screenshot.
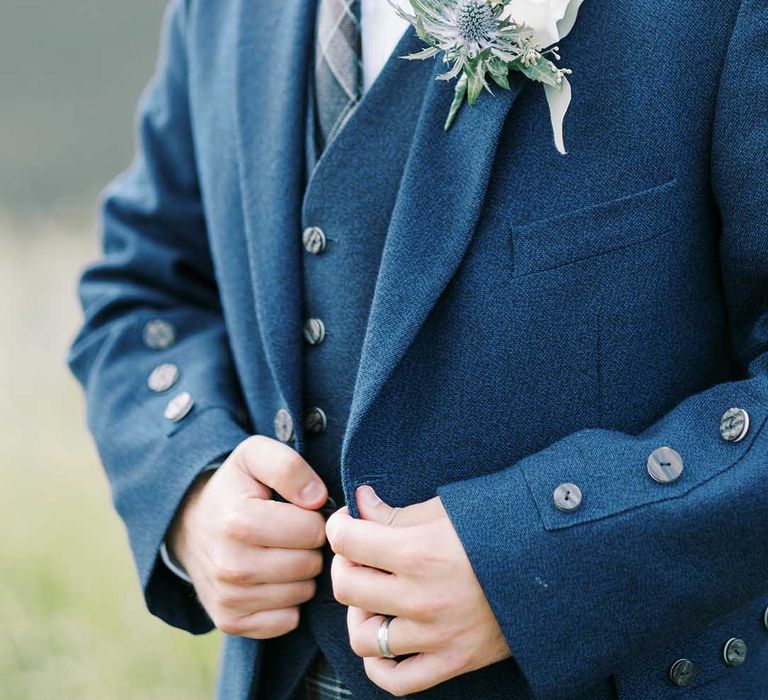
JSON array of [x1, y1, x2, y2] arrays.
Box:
[[301, 480, 325, 504], [357, 485, 381, 508]]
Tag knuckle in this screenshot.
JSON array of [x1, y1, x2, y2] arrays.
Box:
[[447, 648, 473, 673], [214, 614, 241, 636], [216, 589, 242, 609], [309, 516, 328, 548], [399, 540, 423, 570], [271, 607, 300, 636], [331, 578, 350, 605], [330, 567, 353, 605], [214, 586, 240, 611], [406, 593, 436, 620], [214, 562, 251, 585], [273, 450, 302, 481], [348, 628, 367, 657], [297, 579, 317, 603], [234, 435, 261, 463], [365, 664, 405, 697], [241, 434, 269, 454], [221, 509, 250, 541], [328, 526, 347, 556], [301, 550, 324, 578], [212, 581, 237, 616], [249, 608, 300, 639], [426, 590, 451, 616]]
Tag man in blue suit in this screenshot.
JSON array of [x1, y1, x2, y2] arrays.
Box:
[[69, 0, 768, 697]]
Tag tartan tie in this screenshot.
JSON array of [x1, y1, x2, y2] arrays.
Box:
[[314, 0, 362, 151]]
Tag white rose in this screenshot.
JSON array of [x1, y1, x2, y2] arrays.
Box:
[[502, 0, 584, 48]]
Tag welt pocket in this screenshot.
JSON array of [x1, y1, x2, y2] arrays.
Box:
[[510, 177, 680, 276]]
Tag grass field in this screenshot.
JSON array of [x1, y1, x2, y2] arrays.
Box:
[[0, 213, 220, 700]]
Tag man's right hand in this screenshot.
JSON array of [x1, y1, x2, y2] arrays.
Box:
[[168, 435, 328, 639]]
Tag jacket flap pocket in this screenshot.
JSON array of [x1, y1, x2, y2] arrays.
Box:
[[511, 178, 679, 276]]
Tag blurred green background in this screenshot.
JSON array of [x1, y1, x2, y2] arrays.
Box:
[[0, 1, 220, 698]]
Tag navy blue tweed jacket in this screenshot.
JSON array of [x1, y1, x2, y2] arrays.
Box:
[[69, 0, 768, 697]]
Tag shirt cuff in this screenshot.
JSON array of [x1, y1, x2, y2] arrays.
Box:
[[159, 460, 223, 585], [160, 541, 194, 584]]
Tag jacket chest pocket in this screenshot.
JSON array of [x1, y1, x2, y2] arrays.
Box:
[[510, 177, 680, 277]]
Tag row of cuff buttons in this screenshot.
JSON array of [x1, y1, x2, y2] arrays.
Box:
[[552, 408, 751, 512], [142, 319, 195, 422], [670, 632, 753, 687]]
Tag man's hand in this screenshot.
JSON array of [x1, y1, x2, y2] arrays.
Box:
[[168, 436, 328, 639], [326, 487, 511, 697]]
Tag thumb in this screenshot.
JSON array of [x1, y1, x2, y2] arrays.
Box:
[[355, 485, 399, 525], [235, 436, 327, 509], [356, 486, 443, 526]]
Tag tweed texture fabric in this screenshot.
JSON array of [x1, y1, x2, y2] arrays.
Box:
[[69, 0, 768, 698], [314, 0, 362, 150], [299, 656, 352, 700]]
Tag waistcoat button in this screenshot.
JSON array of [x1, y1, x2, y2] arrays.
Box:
[[303, 226, 327, 255], [723, 638, 747, 666], [647, 447, 684, 484], [669, 658, 695, 687], [305, 406, 328, 434], [274, 408, 294, 443], [720, 408, 750, 443], [303, 318, 326, 346]]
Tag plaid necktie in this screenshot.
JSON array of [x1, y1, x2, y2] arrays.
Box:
[[314, 0, 362, 151]]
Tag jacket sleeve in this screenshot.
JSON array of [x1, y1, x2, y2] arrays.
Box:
[[437, 1, 768, 696], [68, 0, 249, 634]]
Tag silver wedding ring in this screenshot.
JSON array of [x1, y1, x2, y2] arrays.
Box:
[[377, 616, 396, 658]]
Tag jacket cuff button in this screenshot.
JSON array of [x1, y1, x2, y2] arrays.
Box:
[[720, 408, 750, 443], [553, 483, 582, 512]]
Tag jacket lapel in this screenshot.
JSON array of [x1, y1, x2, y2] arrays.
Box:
[[344, 64, 528, 460], [234, 0, 316, 430]]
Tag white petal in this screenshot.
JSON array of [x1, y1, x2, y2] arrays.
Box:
[[556, 0, 586, 41], [503, 0, 559, 47], [548, 0, 572, 23], [544, 78, 572, 155]]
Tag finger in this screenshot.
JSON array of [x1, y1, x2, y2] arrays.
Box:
[[214, 579, 317, 614], [326, 510, 410, 572], [252, 547, 324, 583], [235, 436, 327, 509], [331, 555, 410, 616], [208, 538, 324, 585], [356, 488, 444, 528], [208, 544, 324, 585], [220, 606, 301, 640], [348, 609, 435, 658], [355, 486, 400, 525], [224, 498, 326, 549], [364, 653, 455, 697]]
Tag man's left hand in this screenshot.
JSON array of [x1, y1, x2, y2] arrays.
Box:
[[326, 486, 511, 697]]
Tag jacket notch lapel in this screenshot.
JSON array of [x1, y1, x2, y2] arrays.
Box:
[[344, 66, 527, 462]]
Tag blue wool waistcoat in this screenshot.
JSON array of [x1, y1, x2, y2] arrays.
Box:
[[69, 0, 768, 698], [257, 41, 432, 700]]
